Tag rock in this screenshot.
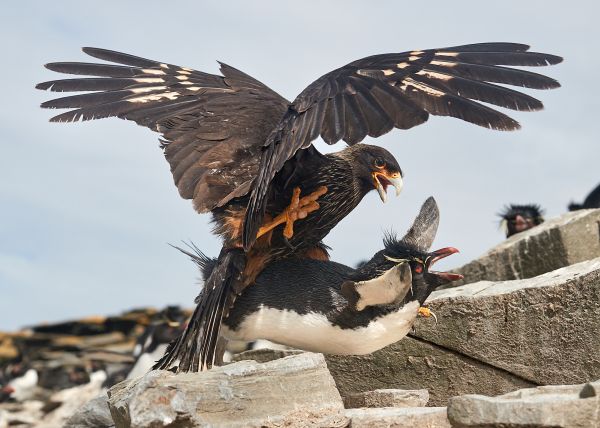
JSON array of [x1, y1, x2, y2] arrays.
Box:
[[415, 258, 600, 386], [344, 407, 450, 427], [37, 371, 108, 428], [344, 389, 429, 408], [64, 395, 113, 428], [231, 348, 304, 364], [447, 381, 600, 427], [107, 352, 345, 427], [326, 337, 533, 407], [453, 208, 600, 285], [328, 258, 600, 405], [0, 401, 44, 428]]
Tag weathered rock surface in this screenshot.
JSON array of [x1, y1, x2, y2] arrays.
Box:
[[230, 347, 303, 364], [453, 208, 600, 285], [64, 395, 113, 428], [0, 401, 44, 428], [107, 352, 346, 427], [344, 407, 450, 427], [37, 371, 108, 428], [328, 258, 600, 405], [344, 388, 429, 408], [326, 337, 533, 407], [417, 258, 600, 386], [447, 380, 600, 427]]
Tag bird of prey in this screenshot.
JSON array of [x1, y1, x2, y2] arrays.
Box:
[[499, 204, 545, 238], [181, 197, 461, 356], [569, 182, 600, 211], [37, 42, 561, 370]]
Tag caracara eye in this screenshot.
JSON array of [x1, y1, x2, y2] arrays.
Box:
[[374, 158, 385, 169]]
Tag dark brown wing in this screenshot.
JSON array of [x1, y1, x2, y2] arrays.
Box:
[[242, 42, 562, 248], [37, 48, 289, 213]]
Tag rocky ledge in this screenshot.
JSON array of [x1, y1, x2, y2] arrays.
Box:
[[2, 209, 599, 427], [61, 353, 600, 427], [327, 256, 600, 406]]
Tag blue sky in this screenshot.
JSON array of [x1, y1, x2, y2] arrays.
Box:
[[1, 1, 597, 330]]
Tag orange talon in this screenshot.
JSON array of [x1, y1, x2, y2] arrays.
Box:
[[256, 186, 327, 240]]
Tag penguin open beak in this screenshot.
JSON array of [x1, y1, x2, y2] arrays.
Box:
[[426, 247, 464, 281], [373, 171, 403, 203]]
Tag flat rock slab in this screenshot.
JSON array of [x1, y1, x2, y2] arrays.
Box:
[[108, 352, 345, 428], [328, 258, 600, 405], [230, 348, 303, 364], [453, 208, 600, 285], [64, 395, 114, 428], [447, 381, 600, 427], [344, 388, 429, 409], [326, 337, 533, 407], [345, 407, 450, 427], [417, 258, 600, 385]]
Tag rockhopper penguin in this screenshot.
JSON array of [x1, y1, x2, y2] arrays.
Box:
[[38, 43, 561, 371], [499, 204, 545, 238], [181, 197, 462, 357]]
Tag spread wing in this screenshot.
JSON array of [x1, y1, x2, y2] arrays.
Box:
[[243, 42, 562, 248], [37, 48, 289, 213]]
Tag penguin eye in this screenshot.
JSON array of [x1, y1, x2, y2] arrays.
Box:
[[374, 158, 386, 169], [414, 264, 423, 274]]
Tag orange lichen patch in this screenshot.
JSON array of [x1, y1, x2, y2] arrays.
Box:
[[0, 334, 19, 360], [78, 316, 107, 324]]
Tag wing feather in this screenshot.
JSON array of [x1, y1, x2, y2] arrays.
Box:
[[38, 48, 290, 213], [242, 42, 562, 249]]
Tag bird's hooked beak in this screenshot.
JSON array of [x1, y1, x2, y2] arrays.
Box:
[[372, 170, 403, 203], [426, 247, 464, 282]]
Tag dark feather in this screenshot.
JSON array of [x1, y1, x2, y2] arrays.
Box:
[[243, 43, 561, 249], [154, 248, 245, 371], [38, 48, 289, 214]]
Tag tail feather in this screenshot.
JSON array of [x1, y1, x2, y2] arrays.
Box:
[[154, 247, 244, 372]]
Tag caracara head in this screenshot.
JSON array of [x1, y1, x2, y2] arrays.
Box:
[[499, 204, 545, 238], [347, 144, 403, 203]]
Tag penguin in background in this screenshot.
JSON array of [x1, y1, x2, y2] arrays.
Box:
[[498, 204, 545, 238], [569, 182, 600, 211], [174, 197, 462, 362], [125, 306, 187, 379]]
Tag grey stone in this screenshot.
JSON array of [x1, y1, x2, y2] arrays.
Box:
[[452, 209, 600, 285], [328, 258, 600, 405], [345, 407, 450, 427], [344, 389, 429, 408], [107, 352, 345, 428], [326, 337, 533, 407], [415, 258, 600, 386], [447, 382, 600, 427], [64, 395, 114, 428], [230, 347, 303, 363]]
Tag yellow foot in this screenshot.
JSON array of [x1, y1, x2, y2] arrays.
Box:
[[256, 186, 328, 240], [418, 307, 438, 323]]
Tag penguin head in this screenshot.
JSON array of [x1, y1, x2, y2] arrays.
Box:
[[499, 204, 544, 238], [342, 197, 463, 310]]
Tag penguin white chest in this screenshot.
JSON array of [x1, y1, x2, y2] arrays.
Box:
[[221, 300, 419, 355]]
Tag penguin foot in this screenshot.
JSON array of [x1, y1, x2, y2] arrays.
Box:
[[418, 306, 437, 323]]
